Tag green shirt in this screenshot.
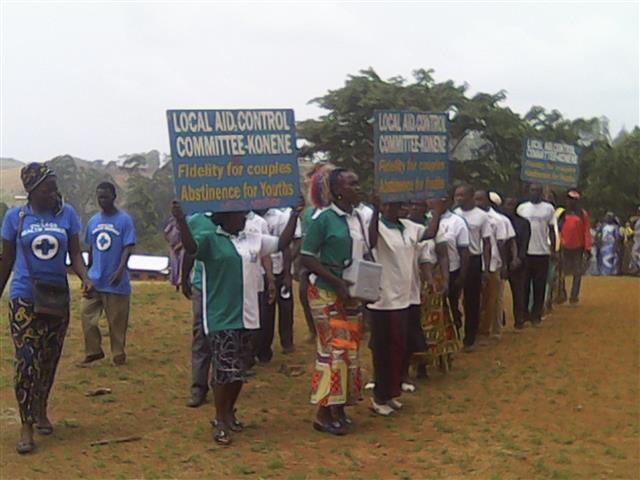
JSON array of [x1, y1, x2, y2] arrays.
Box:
[[188, 213, 216, 290], [189, 216, 278, 333], [301, 205, 359, 292]]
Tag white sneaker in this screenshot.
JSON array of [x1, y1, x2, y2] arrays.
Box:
[[370, 399, 395, 416], [387, 398, 403, 410], [364, 381, 376, 390], [401, 382, 416, 393]]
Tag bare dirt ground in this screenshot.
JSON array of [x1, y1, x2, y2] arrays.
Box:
[[1, 276, 638, 479]]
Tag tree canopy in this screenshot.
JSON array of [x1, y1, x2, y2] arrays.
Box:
[[298, 68, 637, 220]]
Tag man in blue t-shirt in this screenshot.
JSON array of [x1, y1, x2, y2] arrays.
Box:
[[79, 182, 137, 366]]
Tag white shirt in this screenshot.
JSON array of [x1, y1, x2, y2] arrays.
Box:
[[399, 219, 443, 306], [370, 218, 424, 310], [454, 207, 491, 256], [517, 201, 557, 255], [246, 212, 270, 289], [483, 208, 507, 272], [263, 208, 301, 275], [438, 211, 470, 272]]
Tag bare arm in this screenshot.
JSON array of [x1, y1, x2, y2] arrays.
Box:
[[171, 202, 197, 255], [368, 205, 380, 249], [277, 210, 301, 252], [549, 225, 557, 258], [181, 254, 195, 299], [482, 237, 491, 273], [69, 234, 93, 295], [110, 245, 134, 285], [0, 239, 16, 298], [282, 247, 293, 288], [456, 246, 470, 288], [420, 210, 442, 242], [436, 242, 450, 292]]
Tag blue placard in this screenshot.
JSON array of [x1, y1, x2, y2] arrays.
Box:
[[521, 139, 580, 188], [167, 109, 300, 214], [373, 110, 449, 202]]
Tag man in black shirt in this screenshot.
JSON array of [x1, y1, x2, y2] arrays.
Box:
[[504, 197, 531, 329]]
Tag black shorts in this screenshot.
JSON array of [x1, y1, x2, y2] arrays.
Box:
[[209, 329, 252, 385]]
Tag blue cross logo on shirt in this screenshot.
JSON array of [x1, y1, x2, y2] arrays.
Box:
[[96, 232, 112, 251], [31, 234, 59, 260]]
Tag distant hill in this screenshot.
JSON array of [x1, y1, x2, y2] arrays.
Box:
[[0, 157, 23, 169]]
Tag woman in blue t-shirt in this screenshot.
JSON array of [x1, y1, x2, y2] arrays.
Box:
[[0, 163, 94, 454]]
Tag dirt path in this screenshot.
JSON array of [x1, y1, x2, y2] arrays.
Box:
[[1, 276, 638, 479]]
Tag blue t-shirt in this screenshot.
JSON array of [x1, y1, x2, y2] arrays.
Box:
[[1, 203, 82, 301], [85, 210, 137, 295]]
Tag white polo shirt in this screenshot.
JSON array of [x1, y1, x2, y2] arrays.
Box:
[[517, 201, 557, 255], [454, 207, 491, 256], [400, 219, 444, 306], [438, 210, 470, 272], [245, 211, 270, 289], [369, 218, 424, 311], [263, 208, 302, 275], [483, 208, 506, 272]]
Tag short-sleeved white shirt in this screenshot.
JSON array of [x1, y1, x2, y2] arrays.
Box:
[[246, 212, 270, 288], [517, 201, 557, 255], [399, 219, 443, 306], [263, 208, 300, 275], [438, 211, 470, 272], [370, 218, 425, 311], [484, 208, 508, 272], [454, 207, 491, 256]]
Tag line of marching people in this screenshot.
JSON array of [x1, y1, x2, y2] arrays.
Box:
[[296, 165, 594, 435], [1, 161, 597, 453]]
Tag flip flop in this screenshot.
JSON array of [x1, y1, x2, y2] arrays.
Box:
[[16, 440, 35, 454], [312, 420, 346, 436], [35, 424, 53, 435]]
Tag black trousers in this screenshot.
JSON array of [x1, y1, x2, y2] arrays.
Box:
[[525, 255, 550, 323], [191, 288, 212, 397], [463, 256, 483, 347], [256, 273, 294, 361], [448, 269, 463, 330], [508, 268, 527, 327], [368, 308, 407, 403]]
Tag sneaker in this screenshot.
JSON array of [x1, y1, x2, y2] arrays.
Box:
[[364, 381, 376, 390], [387, 398, 403, 410], [463, 344, 476, 353], [370, 399, 395, 416], [401, 382, 416, 393], [282, 346, 295, 355]]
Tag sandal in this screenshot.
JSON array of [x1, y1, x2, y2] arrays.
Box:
[[16, 440, 35, 454], [35, 424, 53, 435], [210, 420, 232, 446], [338, 416, 354, 428], [313, 420, 347, 436], [230, 410, 244, 432]]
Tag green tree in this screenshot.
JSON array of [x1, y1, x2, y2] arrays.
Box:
[[47, 155, 117, 225], [298, 68, 526, 193]]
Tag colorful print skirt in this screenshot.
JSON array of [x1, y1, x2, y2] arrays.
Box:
[[414, 274, 461, 369], [308, 285, 363, 406]]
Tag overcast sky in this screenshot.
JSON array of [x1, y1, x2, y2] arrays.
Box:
[[1, 1, 638, 163]]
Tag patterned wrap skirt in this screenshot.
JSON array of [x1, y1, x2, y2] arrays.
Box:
[[308, 284, 363, 406], [414, 273, 461, 367]]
